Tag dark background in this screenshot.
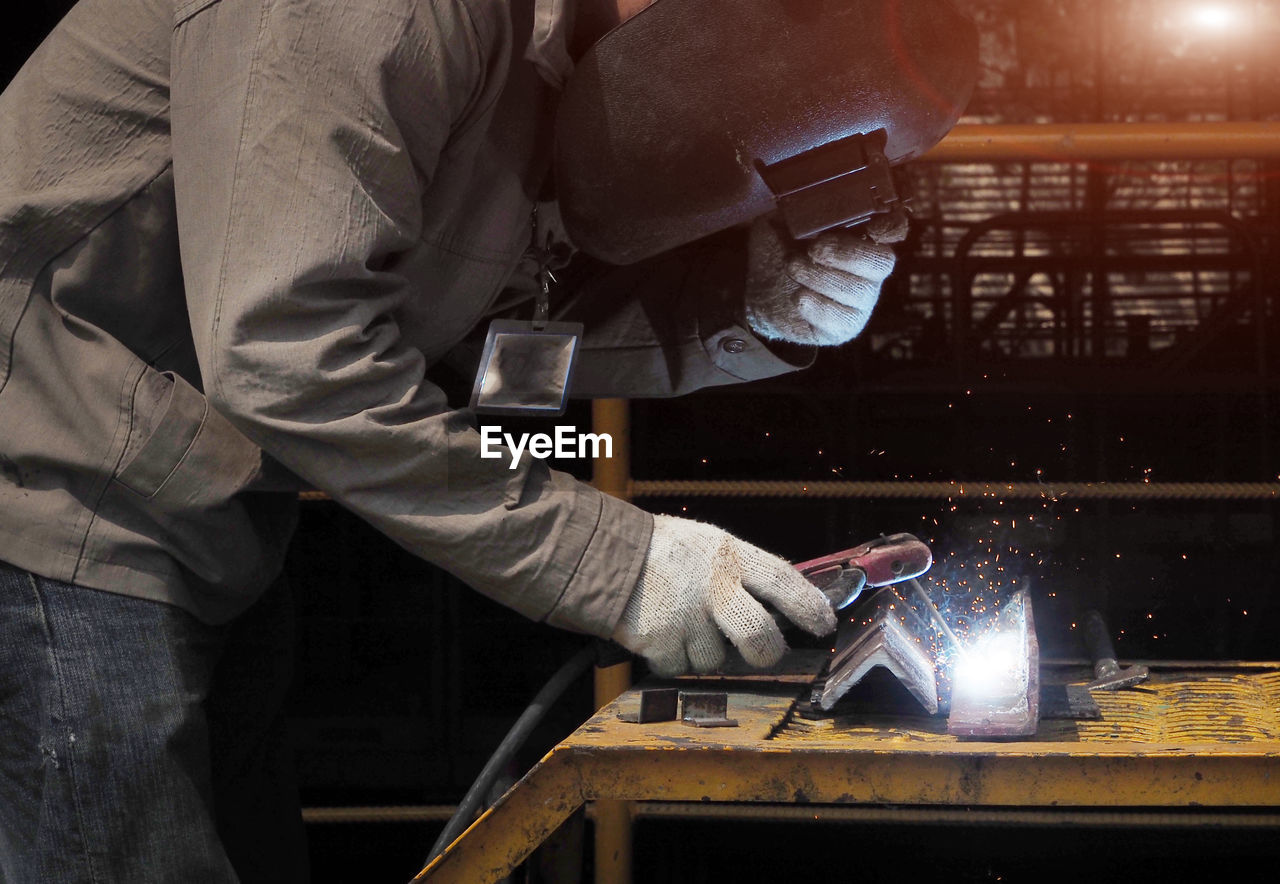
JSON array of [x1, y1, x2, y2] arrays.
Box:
[[8, 1, 1280, 881]]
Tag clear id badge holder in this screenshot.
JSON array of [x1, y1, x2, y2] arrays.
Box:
[[469, 272, 583, 417]]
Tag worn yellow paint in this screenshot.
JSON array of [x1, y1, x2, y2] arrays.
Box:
[[570, 744, 1279, 807], [412, 665, 1280, 883], [412, 750, 583, 884]]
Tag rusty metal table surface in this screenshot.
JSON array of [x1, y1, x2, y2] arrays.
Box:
[[414, 656, 1280, 883]]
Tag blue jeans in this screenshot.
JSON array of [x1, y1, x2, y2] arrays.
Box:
[[0, 560, 307, 883]]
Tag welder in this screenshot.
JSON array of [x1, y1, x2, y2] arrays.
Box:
[[0, 0, 956, 880]]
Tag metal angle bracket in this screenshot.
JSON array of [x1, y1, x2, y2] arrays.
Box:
[[947, 589, 1040, 738], [679, 692, 738, 728], [617, 688, 679, 724], [815, 595, 940, 714], [617, 689, 739, 728]]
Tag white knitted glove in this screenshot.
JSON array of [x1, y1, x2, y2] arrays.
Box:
[[744, 216, 900, 347], [612, 515, 838, 676]]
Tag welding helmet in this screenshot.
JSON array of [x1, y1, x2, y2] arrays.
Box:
[[554, 0, 978, 264]]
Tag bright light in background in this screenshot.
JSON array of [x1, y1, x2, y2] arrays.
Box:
[[1188, 4, 1240, 31]]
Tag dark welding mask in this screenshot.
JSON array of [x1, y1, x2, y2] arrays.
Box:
[[554, 0, 978, 264]]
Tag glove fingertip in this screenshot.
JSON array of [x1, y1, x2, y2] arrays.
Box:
[[866, 209, 911, 245], [805, 586, 840, 637], [738, 551, 837, 637], [737, 623, 788, 670], [779, 582, 838, 638], [809, 602, 839, 637]]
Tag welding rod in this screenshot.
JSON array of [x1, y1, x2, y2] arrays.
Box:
[[905, 578, 967, 658]]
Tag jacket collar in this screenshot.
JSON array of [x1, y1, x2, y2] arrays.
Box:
[[526, 0, 575, 88]]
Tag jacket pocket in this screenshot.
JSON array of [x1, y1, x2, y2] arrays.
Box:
[[115, 369, 261, 502]]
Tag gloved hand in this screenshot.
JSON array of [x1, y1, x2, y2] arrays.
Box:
[[744, 212, 904, 347], [612, 515, 837, 676]]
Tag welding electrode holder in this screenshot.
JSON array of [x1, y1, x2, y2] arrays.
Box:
[[795, 532, 933, 611], [756, 129, 909, 241]]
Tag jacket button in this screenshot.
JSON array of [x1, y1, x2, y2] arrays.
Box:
[[722, 338, 747, 354]]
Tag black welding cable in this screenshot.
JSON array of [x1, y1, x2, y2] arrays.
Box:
[[425, 642, 599, 866]]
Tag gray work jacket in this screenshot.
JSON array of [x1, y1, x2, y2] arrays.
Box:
[[0, 0, 806, 631]]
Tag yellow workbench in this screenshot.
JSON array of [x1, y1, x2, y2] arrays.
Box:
[[415, 659, 1280, 883]]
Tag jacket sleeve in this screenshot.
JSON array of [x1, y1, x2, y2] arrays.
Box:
[[169, 0, 649, 636], [559, 231, 816, 398]]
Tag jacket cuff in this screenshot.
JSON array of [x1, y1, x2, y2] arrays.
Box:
[[544, 487, 653, 637]]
